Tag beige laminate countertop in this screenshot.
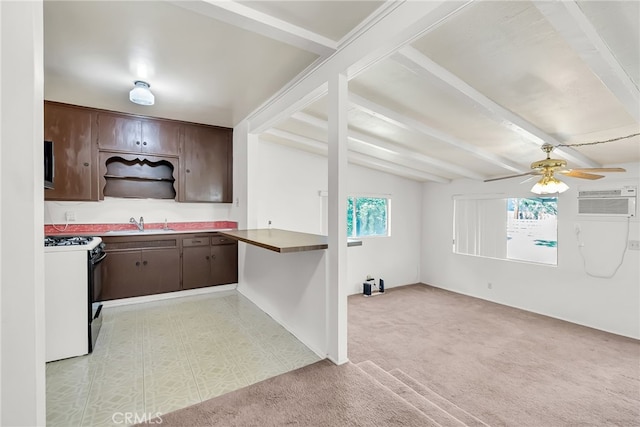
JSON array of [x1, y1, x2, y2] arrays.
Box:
[[218, 229, 362, 253]]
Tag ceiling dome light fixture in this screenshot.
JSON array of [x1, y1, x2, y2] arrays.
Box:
[[530, 171, 569, 195], [129, 80, 155, 106]]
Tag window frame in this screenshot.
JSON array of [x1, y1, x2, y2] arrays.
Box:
[[452, 194, 558, 266], [347, 194, 391, 239]]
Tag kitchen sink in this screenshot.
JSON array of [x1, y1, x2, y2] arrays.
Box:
[[106, 229, 175, 234]]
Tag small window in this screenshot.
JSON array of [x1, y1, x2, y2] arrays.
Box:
[[347, 196, 390, 238]]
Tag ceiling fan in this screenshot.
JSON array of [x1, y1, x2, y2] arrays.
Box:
[[484, 144, 626, 194]]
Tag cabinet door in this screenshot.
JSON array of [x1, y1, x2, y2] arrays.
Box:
[[140, 248, 181, 295], [181, 125, 232, 203], [44, 102, 97, 201], [140, 119, 181, 156], [182, 245, 213, 289], [100, 250, 144, 300], [210, 243, 238, 285], [97, 112, 141, 152]]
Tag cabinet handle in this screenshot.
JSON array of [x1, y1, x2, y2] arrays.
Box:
[[143, 141, 147, 146], [135, 261, 140, 266], [205, 256, 210, 260], [136, 141, 141, 145], [186, 169, 191, 173], [193, 240, 202, 244], [83, 162, 90, 167], [143, 260, 148, 266]]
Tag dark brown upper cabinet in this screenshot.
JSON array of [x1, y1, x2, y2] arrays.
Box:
[[97, 111, 181, 157], [43, 101, 232, 202], [44, 101, 99, 201], [180, 124, 233, 203]]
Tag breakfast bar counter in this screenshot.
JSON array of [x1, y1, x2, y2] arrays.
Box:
[[218, 228, 362, 253]]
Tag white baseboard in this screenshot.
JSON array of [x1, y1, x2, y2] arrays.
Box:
[[101, 284, 238, 308]]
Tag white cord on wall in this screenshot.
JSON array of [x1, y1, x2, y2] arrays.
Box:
[[45, 202, 69, 232], [576, 217, 630, 279]]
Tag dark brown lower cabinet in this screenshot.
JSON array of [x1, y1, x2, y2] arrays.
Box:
[[182, 244, 211, 289], [101, 233, 237, 300], [101, 237, 180, 300], [210, 243, 238, 285], [182, 235, 238, 290]]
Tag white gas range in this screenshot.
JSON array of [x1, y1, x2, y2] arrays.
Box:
[[44, 236, 106, 362]]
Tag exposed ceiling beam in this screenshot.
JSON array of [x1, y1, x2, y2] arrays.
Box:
[[534, 1, 639, 122], [349, 93, 524, 175], [291, 111, 481, 180], [392, 47, 601, 168], [247, 1, 472, 133], [169, 0, 337, 56], [264, 128, 450, 183], [348, 152, 448, 183]]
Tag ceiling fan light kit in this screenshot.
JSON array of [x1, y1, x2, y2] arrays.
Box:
[[531, 174, 569, 195], [129, 80, 154, 106], [485, 143, 625, 194]]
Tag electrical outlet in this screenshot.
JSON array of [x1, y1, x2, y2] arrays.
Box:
[[65, 211, 76, 222], [628, 240, 640, 251]]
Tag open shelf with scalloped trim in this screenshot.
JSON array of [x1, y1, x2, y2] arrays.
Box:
[[99, 152, 178, 199]]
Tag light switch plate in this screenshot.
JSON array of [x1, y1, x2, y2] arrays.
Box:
[[628, 240, 640, 250]]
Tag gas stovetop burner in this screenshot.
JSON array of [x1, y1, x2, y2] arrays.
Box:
[[45, 236, 95, 247]]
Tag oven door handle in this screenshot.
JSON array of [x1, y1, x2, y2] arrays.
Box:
[[92, 252, 107, 265]]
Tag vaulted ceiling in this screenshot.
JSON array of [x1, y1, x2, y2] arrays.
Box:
[[44, 0, 639, 184]]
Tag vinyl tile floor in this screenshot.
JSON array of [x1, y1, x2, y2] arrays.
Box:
[[46, 290, 321, 427]]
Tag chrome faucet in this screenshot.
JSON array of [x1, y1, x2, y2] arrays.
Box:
[[130, 216, 144, 231]]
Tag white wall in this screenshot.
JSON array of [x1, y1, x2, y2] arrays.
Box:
[[421, 163, 640, 339], [254, 139, 423, 295], [237, 244, 327, 356], [45, 198, 235, 225], [1, 1, 46, 424]]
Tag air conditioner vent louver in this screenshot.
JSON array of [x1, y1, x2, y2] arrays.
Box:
[[578, 187, 636, 198], [578, 189, 621, 198], [577, 186, 636, 217]]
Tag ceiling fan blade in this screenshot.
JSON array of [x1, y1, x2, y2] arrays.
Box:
[[484, 171, 538, 182], [565, 167, 626, 173], [559, 170, 604, 180]]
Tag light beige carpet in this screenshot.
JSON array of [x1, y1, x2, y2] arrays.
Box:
[[139, 359, 437, 426], [349, 284, 640, 426]]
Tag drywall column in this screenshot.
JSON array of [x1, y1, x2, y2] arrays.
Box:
[[326, 72, 349, 364], [234, 119, 260, 297], [246, 132, 260, 230], [232, 119, 249, 229], [0, 1, 46, 425]]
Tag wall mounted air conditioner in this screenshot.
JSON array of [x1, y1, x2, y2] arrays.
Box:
[[577, 186, 636, 217]]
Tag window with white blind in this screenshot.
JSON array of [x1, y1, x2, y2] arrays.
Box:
[[453, 196, 558, 265]]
